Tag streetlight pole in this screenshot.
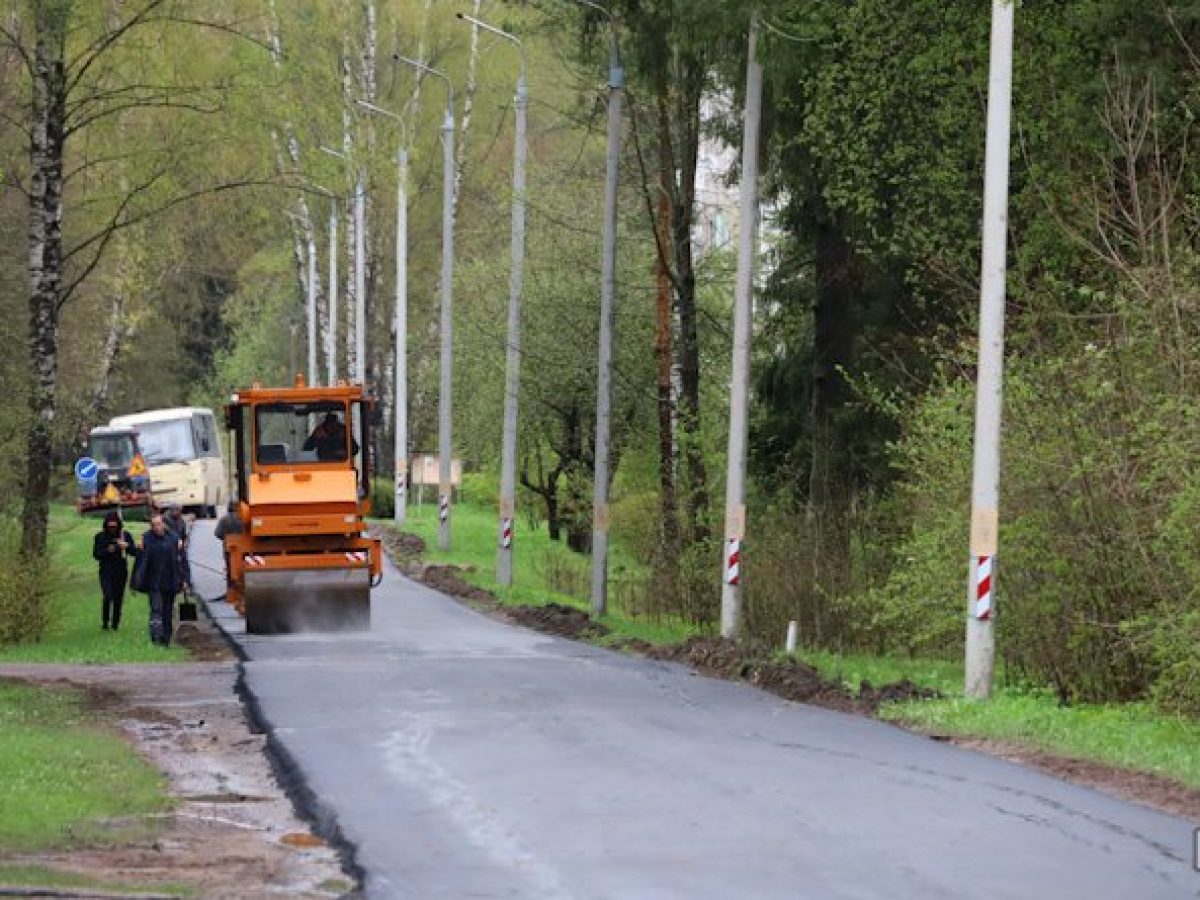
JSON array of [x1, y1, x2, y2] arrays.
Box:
[[965, 0, 1016, 700], [457, 13, 527, 589], [358, 99, 411, 528], [396, 54, 456, 551], [573, 0, 624, 616], [720, 12, 763, 639]]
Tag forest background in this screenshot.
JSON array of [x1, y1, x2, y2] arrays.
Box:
[[2, 0, 1200, 714]]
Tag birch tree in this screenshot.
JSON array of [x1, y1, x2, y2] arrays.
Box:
[[3, 0, 268, 557]]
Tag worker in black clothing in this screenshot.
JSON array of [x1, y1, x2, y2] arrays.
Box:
[[92, 511, 133, 631], [303, 411, 358, 461], [140, 513, 184, 646], [214, 497, 244, 588]]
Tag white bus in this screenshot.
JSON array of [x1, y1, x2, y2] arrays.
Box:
[[109, 407, 227, 518]]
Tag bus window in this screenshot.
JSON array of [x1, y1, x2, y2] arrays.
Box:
[[136, 418, 196, 464]]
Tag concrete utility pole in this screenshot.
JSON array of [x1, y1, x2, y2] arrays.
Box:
[[965, 0, 1015, 700], [358, 99, 411, 527], [720, 12, 763, 640], [458, 13, 527, 588], [397, 54, 456, 551], [576, 0, 623, 616]]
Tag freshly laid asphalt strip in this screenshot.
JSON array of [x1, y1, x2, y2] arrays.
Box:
[[189, 522, 1200, 899]]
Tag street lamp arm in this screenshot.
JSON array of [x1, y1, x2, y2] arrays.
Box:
[[455, 13, 526, 86], [356, 99, 410, 149], [567, 0, 622, 80], [393, 54, 455, 116]]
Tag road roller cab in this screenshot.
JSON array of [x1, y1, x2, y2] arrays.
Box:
[[223, 376, 382, 634]]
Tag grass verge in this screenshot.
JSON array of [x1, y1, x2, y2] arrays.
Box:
[[0, 680, 173, 853], [388, 501, 700, 646], [879, 690, 1200, 790], [801, 650, 1200, 789], [0, 507, 185, 663], [0, 864, 191, 897]]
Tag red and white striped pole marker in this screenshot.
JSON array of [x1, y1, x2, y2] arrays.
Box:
[[725, 538, 741, 587], [973, 555, 994, 621], [500, 517, 513, 550]]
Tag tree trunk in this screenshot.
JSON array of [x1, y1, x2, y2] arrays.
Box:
[[654, 190, 680, 559], [658, 76, 710, 545], [808, 217, 857, 517], [91, 286, 125, 418], [452, 0, 483, 220], [360, 0, 377, 395], [267, 0, 320, 324], [22, 6, 67, 560], [521, 453, 562, 541], [342, 43, 357, 378]]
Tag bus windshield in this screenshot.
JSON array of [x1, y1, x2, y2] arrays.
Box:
[[136, 419, 196, 464], [90, 434, 135, 470]]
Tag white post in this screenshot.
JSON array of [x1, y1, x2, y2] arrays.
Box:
[[786, 620, 798, 654], [395, 146, 409, 526], [590, 28, 624, 616], [327, 199, 339, 385], [720, 13, 763, 640], [965, 0, 1015, 700]]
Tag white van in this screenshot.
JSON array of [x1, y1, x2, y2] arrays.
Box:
[[109, 407, 227, 517]]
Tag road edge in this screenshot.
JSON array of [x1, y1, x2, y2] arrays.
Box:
[[198, 598, 367, 896]]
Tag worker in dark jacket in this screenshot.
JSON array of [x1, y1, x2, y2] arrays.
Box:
[[140, 513, 183, 646], [214, 498, 244, 588], [92, 511, 133, 631]]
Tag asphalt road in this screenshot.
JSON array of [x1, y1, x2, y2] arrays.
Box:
[[189, 522, 1200, 899]]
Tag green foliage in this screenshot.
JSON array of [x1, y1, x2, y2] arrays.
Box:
[[0, 520, 49, 647], [369, 477, 395, 521], [0, 681, 172, 852], [459, 470, 499, 510], [0, 867, 190, 898], [872, 255, 1200, 704]]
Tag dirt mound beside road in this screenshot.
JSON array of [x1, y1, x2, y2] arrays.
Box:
[[508, 603, 610, 641], [420, 565, 494, 604], [646, 637, 861, 713]]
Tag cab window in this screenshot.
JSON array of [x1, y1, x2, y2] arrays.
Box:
[[255, 402, 352, 465]]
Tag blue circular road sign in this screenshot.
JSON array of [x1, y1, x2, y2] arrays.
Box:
[[75, 457, 99, 480]]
